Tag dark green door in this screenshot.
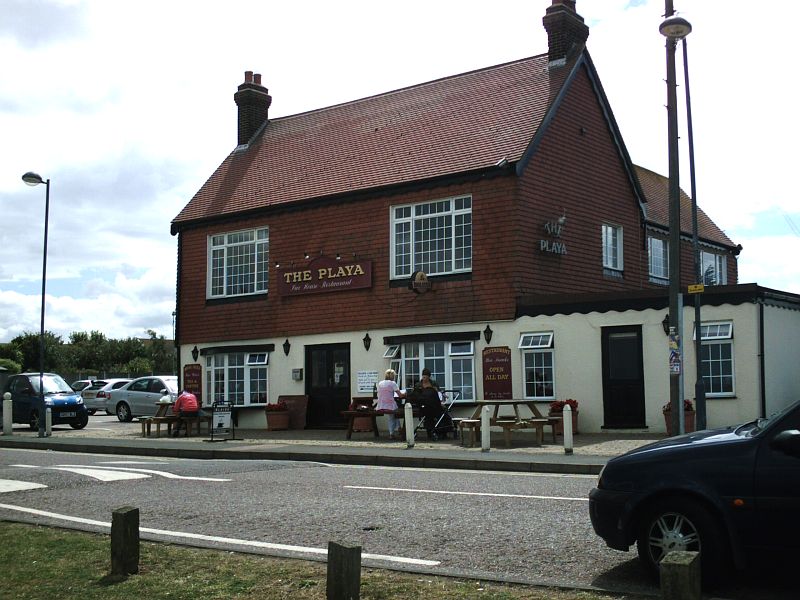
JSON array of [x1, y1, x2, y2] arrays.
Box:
[[305, 343, 350, 427]]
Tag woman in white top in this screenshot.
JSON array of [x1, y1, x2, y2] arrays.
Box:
[[375, 369, 405, 439]]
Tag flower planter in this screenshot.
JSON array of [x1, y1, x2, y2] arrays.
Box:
[[266, 411, 290, 431], [664, 410, 695, 436], [548, 410, 579, 435]]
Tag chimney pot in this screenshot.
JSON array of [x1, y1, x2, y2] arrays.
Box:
[[254, 73, 262, 85], [244, 70, 253, 83]]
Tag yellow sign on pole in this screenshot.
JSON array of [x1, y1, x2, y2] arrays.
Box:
[[688, 283, 705, 294]]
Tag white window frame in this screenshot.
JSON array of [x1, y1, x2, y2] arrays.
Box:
[[207, 227, 269, 299], [519, 333, 555, 400], [386, 340, 475, 402], [205, 353, 269, 406], [701, 251, 727, 285], [602, 223, 623, 271], [383, 345, 400, 359], [390, 195, 472, 279], [648, 236, 669, 282], [695, 321, 735, 397]]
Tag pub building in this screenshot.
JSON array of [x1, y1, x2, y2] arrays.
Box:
[[171, 0, 800, 432]]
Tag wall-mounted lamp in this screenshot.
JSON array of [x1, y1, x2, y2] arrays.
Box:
[[191, 346, 199, 362], [661, 314, 671, 336], [303, 252, 310, 260], [275, 262, 281, 269], [362, 333, 371, 351], [336, 253, 341, 260], [557, 212, 567, 226], [483, 324, 493, 344], [283, 338, 291, 356]]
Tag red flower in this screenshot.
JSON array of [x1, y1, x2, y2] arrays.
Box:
[[549, 399, 578, 412], [662, 399, 694, 413], [265, 400, 288, 412]]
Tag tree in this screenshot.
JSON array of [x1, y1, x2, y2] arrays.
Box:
[[125, 357, 153, 377], [146, 329, 175, 374], [0, 358, 21, 374], [0, 343, 23, 365], [69, 330, 110, 372], [10, 331, 65, 372]]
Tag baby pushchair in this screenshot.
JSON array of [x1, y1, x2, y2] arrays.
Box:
[[409, 389, 459, 441]]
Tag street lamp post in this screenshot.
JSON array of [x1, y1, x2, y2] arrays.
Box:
[[21, 171, 51, 438], [681, 35, 707, 430], [660, 5, 692, 435]]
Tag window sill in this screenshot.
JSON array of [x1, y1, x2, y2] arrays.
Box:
[[603, 268, 624, 279], [389, 272, 472, 288], [206, 294, 267, 306]]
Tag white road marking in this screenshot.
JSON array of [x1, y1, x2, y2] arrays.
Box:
[[344, 485, 588, 502], [0, 503, 440, 567], [330, 464, 596, 479], [0, 480, 47, 493], [10, 465, 149, 482], [58, 465, 231, 482], [98, 461, 170, 465]]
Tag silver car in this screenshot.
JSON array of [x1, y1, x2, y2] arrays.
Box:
[[108, 376, 178, 422], [80, 379, 132, 415]]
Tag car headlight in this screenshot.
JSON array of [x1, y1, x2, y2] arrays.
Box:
[[44, 398, 54, 406], [75, 396, 83, 404]]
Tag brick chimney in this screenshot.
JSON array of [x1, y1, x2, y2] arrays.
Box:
[[234, 71, 272, 146], [542, 0, 589, 67]]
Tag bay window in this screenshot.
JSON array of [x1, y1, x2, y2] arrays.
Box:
[[206, 352, 269, 405]]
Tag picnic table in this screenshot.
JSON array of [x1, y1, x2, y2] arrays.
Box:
[[460, 399, 559, 447]]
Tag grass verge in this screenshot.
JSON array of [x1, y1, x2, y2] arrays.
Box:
[[0, 521, 648, 599]]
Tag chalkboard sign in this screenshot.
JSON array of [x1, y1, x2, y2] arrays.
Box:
[[209, 402, 234, 442]]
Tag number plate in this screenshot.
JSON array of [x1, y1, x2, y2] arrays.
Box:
[[61, 412, 76, 418]]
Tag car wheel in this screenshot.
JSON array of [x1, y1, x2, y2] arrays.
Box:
[[116, 402, 133, 422], [87, 409, 97, 416], [29, 410, 40, 431], [636, 496, 728, 586], [70, 413, 89, 429]]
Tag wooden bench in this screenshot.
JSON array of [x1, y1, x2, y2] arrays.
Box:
[[175, 412, 213, 437], [458, 419, 481, 447], [140, 415, 180, 437], [494, 418, 549, 447]]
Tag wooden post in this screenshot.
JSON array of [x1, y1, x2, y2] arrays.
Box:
[[660, 550, 700, 600], [326, 541, 361, 600], [111, 506, 140, 575]]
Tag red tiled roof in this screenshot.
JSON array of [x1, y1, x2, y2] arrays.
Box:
[[173, 54, 570, 227], [634, 165, 734, 248]]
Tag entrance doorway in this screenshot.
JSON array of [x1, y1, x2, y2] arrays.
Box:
[[601, 325, 646, 428], [305, 343, 350, 427]]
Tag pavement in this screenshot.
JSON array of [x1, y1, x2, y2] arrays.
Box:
[[0, 419, 664, 474]]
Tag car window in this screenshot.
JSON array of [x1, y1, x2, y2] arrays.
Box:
[[111, 381, 129, 389], [10, 377, 33, 395], [128, 379, 151, 393], [150, 379, 168, 393], [89, 381, 108, 391]]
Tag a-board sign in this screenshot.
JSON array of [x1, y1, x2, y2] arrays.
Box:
[[209, 402, 234, 441], [482, 346, 513, 399]]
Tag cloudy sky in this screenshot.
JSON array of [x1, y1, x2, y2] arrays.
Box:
[[1, 0, 798, 343]]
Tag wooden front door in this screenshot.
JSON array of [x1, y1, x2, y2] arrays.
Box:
[[305, 343, 350, 427], [601, 325, 646, 428]]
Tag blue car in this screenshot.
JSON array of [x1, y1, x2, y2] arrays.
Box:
[[2, 372, 89, 430], [589, 399, 800, 585]]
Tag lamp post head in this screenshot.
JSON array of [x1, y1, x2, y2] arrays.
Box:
[[22, 172, 45, 186], [660, 16, 692, 39]]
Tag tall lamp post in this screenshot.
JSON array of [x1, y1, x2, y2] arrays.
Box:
[[21, 171, 51, 438], [660, 5, 692, 435], [681, 34, 707, 430]]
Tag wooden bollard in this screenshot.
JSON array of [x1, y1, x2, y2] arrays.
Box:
[[326, 541, 361, 600], [660, 550, 700, 600], [111, 506, 140, 575]]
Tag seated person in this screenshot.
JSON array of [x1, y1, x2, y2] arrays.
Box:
[[375, 369, 405, 439], [409, 368, 444, 440], [171, 390, 199, 436]]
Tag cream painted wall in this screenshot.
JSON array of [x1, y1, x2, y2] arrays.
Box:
[[178, 300, 795, 432], [763, 305, 800, 415]]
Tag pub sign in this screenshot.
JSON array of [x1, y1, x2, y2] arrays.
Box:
[[277, 256, 372, 296]]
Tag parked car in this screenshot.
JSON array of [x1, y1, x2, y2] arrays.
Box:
[[80, 378, 132, 415], [70, 379, 94, 392], [589, 399, 800, 585], [2, 373, 89, 430], [108, 376, 178, 421]]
